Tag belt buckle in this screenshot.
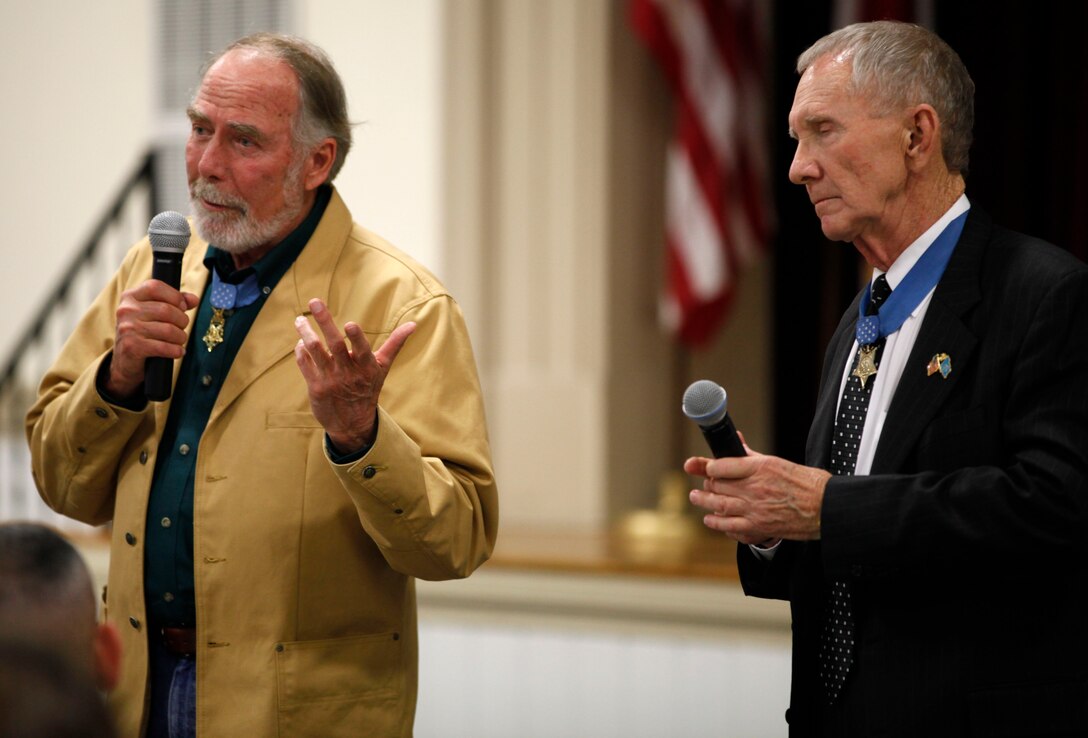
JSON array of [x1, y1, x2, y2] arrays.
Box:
[[161, 626, 197, 656]]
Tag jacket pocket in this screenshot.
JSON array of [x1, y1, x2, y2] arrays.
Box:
[[275, 631, 406, 737]]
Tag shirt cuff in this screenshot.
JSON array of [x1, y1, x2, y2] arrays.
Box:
[[325, 414, 379, 464], [748, 539, 782, 560]]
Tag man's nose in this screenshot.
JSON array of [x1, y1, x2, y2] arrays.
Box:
[[197, 136, 228, 180], [788, 143, 817, 185]]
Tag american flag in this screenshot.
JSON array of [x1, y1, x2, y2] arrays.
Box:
[[631, 0, 771, 348]]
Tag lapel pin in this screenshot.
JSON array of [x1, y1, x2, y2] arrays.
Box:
[[927, 353, 952, 379]]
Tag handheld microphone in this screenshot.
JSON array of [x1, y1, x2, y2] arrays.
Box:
[[682, 379, 746, 458], [144, 211, 191, 402]]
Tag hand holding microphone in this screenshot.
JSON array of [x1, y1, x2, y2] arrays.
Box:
[[105, 212, 196, 402], [682, 379, 827, 543]]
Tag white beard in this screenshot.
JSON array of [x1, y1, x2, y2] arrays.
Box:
[[188, 160, 306, 254]]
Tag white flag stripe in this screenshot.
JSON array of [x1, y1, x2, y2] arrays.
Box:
[[666, 143, 731, 300]]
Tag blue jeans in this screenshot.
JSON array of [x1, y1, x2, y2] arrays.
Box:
[[147, 630, 196, 738]]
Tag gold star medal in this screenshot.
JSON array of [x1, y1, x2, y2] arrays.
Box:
[[203, 308, 227, 351], [853, 345, 879, 388], [201, 267, 263, 352]]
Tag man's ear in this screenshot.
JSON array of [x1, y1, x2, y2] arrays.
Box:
[[93, 620, 123, 692], [905, 104, 941, 170], [303, 138, 337, 191]]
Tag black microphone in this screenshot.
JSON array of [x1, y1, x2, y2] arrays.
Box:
[[682, 379, 746, 458], [144, 211, 191, 402]]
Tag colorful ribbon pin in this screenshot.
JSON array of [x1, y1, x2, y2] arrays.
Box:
[[927, 353, 951, 379]]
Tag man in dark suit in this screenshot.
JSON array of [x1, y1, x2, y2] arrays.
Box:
[[686, 21, 1088, 738]]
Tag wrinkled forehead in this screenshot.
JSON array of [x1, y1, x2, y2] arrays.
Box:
[[197, 49, 299, 111], [788, 56, 859, 133]]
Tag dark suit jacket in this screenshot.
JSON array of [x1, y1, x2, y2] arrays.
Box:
[[739, 207, 1088, 737]]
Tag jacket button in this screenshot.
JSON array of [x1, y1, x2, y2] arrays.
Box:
[[363, 465, 377, 479], [129, 617, 141, 630], [125, 532, 137, 546], [139, 450, 149, 464], [275, 644, 284, 652], [95, 407, 108, 419]]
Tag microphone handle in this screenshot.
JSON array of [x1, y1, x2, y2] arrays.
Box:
[[702, 414, 746, 458], [144, 254, 184, 401]]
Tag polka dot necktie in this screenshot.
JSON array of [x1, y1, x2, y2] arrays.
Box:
[[819, 274, 892, 704]]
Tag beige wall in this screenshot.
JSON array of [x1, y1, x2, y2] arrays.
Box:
[[298, 0, 446, 275], [0, 0, 153, 361]]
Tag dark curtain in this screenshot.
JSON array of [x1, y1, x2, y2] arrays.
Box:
[[770, 1, 1088, 458]]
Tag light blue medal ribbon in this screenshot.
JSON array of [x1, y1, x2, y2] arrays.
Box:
[[209, 269, 262, 310], [203, 269, 263, 351], [855, 210, 969, 346]]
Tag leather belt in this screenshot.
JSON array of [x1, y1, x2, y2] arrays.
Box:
[[161, 626, 197, 656]]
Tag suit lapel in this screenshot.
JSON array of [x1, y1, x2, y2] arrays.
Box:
[[871, 301, 977, 472], [870, 208, 989, 472]]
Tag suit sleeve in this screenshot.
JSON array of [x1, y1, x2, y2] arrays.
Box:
[[327, 294, 498, 581]]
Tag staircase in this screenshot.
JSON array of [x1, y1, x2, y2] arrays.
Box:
[[0, 152, 159, 533]]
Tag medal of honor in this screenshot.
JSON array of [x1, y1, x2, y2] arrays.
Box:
[[203, 308, 227, 352], [852, 344, 879, 388], [201, 267, 263, 352]]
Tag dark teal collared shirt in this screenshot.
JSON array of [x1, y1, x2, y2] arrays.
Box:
[[144, 186, 332, 625]]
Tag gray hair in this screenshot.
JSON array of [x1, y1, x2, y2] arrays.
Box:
[[200, 32, 354, 182], [797, 21, 975, 174]]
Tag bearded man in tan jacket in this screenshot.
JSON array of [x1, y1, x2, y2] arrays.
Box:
[[27, 33, 498, 738]]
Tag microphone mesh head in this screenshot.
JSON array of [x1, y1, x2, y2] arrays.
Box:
[[148, 211, 191, 254], [682, 379, 728, 426]]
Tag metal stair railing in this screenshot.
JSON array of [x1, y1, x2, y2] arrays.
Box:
[[0, 151, 159, 533]]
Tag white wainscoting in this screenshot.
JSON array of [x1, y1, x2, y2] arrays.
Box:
[[415, 569, 792, 738]]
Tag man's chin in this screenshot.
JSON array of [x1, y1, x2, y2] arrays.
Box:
[[817, 218, 855, 244], [193, 218, 254, 254]]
